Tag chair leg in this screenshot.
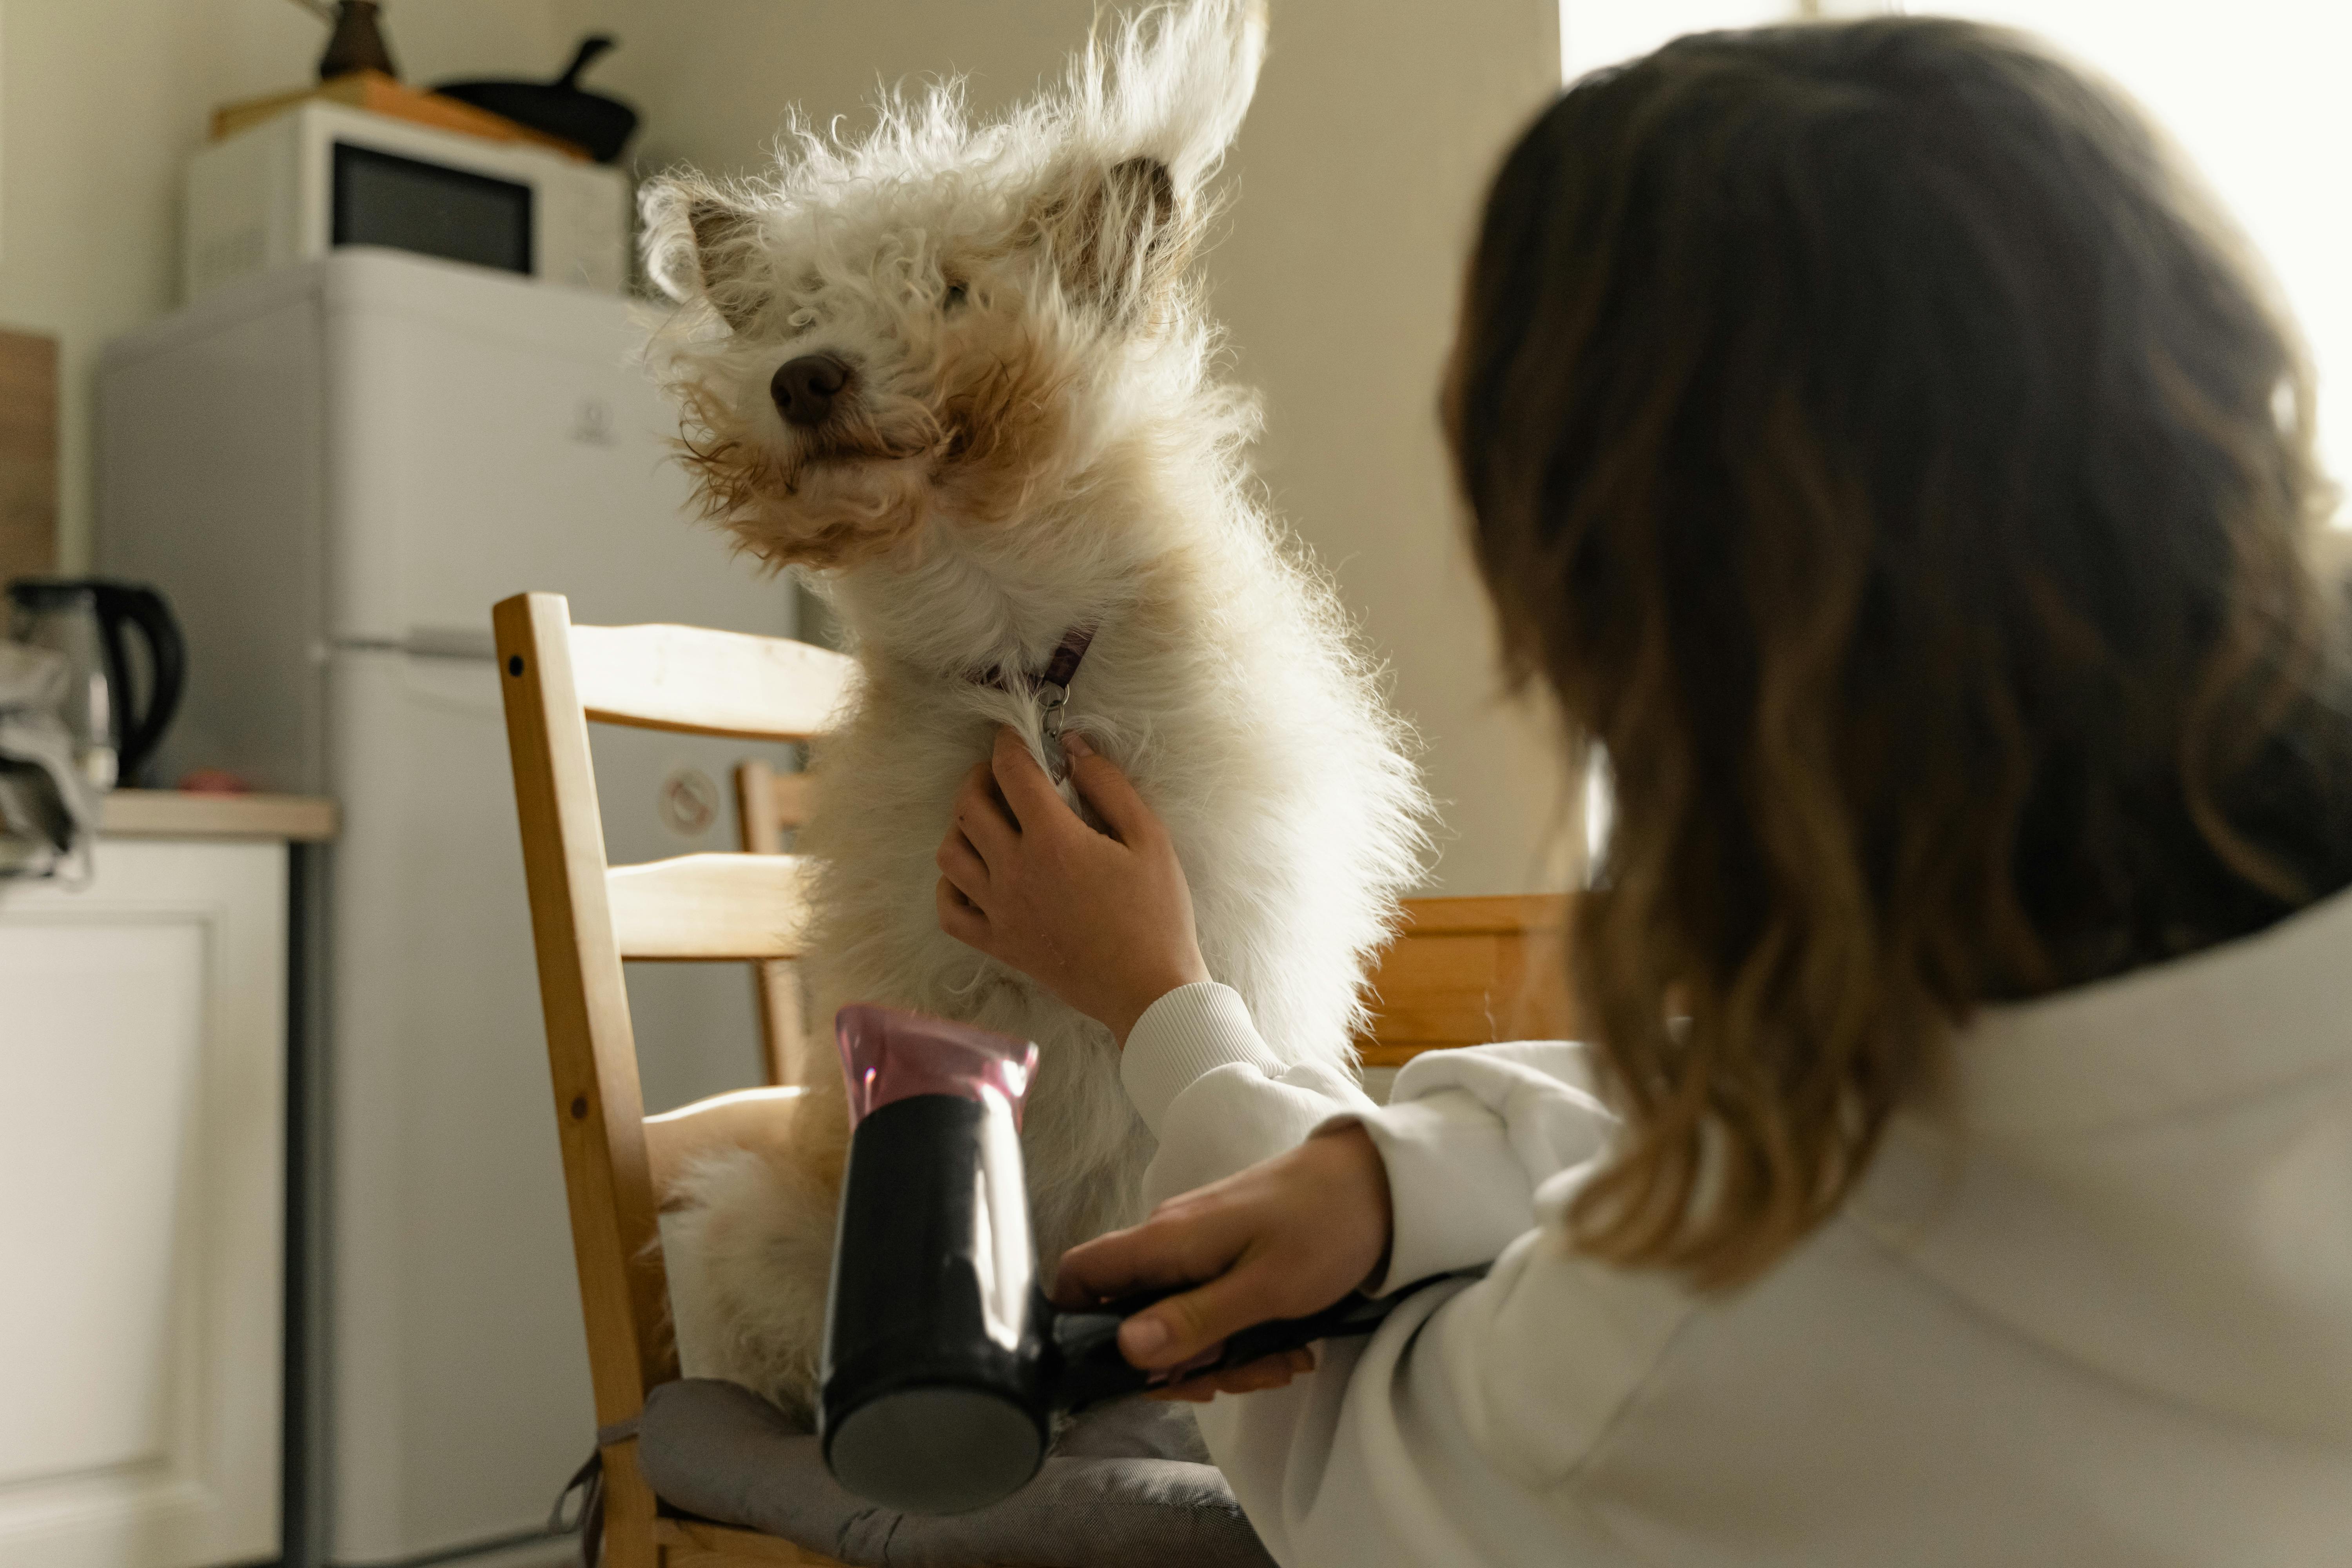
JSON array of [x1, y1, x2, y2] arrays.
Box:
[[600, 1442, 664, 1568]]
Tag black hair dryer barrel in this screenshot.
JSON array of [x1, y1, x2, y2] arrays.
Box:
[[818, 1006, 1050, 1514], [816, 1005, 1460, 1513]]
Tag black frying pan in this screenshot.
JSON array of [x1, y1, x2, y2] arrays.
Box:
[[435, 36, 639, 164]]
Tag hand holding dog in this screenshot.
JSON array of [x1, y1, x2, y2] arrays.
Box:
[[935, 726, 1209, 1044], [936, 730, 1393, 1399]]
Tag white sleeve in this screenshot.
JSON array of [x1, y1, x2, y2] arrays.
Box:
[[1121, 982, 1616, 1281], [1202, 1218, 1695, 1565], [1119, 982, 1689, 1563], [1120, 982, 1379, 1206], [1343, 1040, 1616, 1290]]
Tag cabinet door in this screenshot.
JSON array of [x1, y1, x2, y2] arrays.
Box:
[[0, 839, 287, 1568]]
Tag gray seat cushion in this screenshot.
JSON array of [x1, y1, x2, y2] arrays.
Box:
[[637, 1379, 1276, 1568]]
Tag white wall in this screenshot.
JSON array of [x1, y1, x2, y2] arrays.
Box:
[[0, 0, 577, 574], [582, 0, 1574, 895], [1213, 1, 1573, 895]]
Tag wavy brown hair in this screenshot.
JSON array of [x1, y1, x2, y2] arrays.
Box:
[[1445, 18, 2352, 1285]]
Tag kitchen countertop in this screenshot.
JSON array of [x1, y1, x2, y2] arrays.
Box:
[[99, 790, 338, 842]]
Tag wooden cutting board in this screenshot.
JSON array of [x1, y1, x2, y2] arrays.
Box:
[[0, 329, 57, 588], [211, 69, 588, 160]]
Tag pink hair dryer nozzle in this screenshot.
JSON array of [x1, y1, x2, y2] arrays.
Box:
[[833, 1003, 1040, 1129]]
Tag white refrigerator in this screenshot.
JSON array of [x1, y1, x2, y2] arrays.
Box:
[[96, 249, 795, 1568]]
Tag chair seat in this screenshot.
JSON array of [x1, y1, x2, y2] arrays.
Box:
[[638, 1381, 1275, 1568]]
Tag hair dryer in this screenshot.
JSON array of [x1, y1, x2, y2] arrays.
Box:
[[818, 1004, 1430, 1515]]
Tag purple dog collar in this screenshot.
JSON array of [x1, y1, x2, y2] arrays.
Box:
[[972, 625, 1095, 699], [970, 624, 1097, 774]]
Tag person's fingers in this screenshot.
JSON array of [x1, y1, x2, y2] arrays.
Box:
[[935, 877, 991, 951], [989, 725, 1072, 833], [1053, 1203, 1237, 1308], [935, 831, 990, 901], [1117, 1258, 1290, 1370], [1060, 733, 1160, 846], [951, 758, 1017, 863]]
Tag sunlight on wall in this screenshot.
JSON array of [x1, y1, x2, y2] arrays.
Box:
[[1930, 0, 2352, 515], [1561, 0, 1790, 79], [1560, 0, 2351, 519]]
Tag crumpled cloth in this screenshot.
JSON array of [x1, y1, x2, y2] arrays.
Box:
[[635, 1379, 1275, 1568], [0, 639, 98, 879]]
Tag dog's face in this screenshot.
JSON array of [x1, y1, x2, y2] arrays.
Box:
[[641, 0, 1267, 573]]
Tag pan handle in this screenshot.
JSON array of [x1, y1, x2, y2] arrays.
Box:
[[554, 34, 615, 89]]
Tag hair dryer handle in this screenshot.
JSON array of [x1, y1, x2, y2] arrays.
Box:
[[1053, 1271, 1479, 1416]]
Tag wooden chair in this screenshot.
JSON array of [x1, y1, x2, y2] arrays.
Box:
[[494, 592, 856, 1568], [497, 585, 1576, 1565], [733, 759, 819, 1086], [1357, 893, 1583, 1065]]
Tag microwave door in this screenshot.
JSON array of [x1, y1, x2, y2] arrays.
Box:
[[330, 141, 533, 278]]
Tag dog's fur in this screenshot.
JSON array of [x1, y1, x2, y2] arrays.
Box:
[[640, 0, 1428, 1421]]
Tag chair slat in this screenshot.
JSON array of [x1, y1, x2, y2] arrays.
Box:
[[572, 622, 854, 742], [643, 1086, 810, 1200], [606, 852, 814, 960], [733, 758, 817, 851], [1354, 893, 1581, 1065], [733, 760, 817, 1085], [1389, 892, 1569, 935], [763, 769, 818, 832]]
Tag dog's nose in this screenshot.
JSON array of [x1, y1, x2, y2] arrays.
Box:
[[771, 354, 849, 428]]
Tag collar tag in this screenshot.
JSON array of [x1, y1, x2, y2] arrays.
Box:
[[967, 624, 1098, 784]]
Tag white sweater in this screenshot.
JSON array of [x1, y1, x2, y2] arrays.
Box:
[[1117, 886, 2352, 1566]]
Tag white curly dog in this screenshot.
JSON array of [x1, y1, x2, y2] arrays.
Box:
[[639, 0, 1428, 1422]]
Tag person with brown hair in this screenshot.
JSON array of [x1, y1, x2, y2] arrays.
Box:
[[933, 16, 2352, 1563]]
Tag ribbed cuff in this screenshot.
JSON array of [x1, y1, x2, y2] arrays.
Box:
[[1121, 981, 1285, 1137]]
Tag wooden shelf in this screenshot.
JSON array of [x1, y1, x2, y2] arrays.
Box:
[[99, 791, 337, 843]]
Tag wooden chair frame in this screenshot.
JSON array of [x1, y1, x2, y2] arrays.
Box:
[[1354, 894, 1580, 1063], [497, 585, 1577, 1565], [733, 759, 818, 1087], [495, 592, 854, 1568]]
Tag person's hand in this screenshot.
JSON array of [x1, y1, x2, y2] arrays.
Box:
[[1053, 1123, 1394, 1401], [935, 726, 1209, 1044]]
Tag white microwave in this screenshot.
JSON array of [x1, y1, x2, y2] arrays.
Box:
[[184, 101, 632, 301]]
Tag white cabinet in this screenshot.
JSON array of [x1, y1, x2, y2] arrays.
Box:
[[0, 837, 290, 1568]]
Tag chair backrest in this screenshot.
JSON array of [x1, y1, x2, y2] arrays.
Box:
[[1356, 893, 1581, 1064], [735, 759, 820, 1085], [492, 592, 853, 1560]]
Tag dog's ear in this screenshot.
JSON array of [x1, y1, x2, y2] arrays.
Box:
[[640, 178, 765, 333], [1138, 0, 1267, 193], [1035, 0, 1265, 313], [1069, 0, 1267, 196], [1040, 155, 1184, 314]]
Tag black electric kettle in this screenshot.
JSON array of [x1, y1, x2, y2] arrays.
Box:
[[5, 579, 185, 789]]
